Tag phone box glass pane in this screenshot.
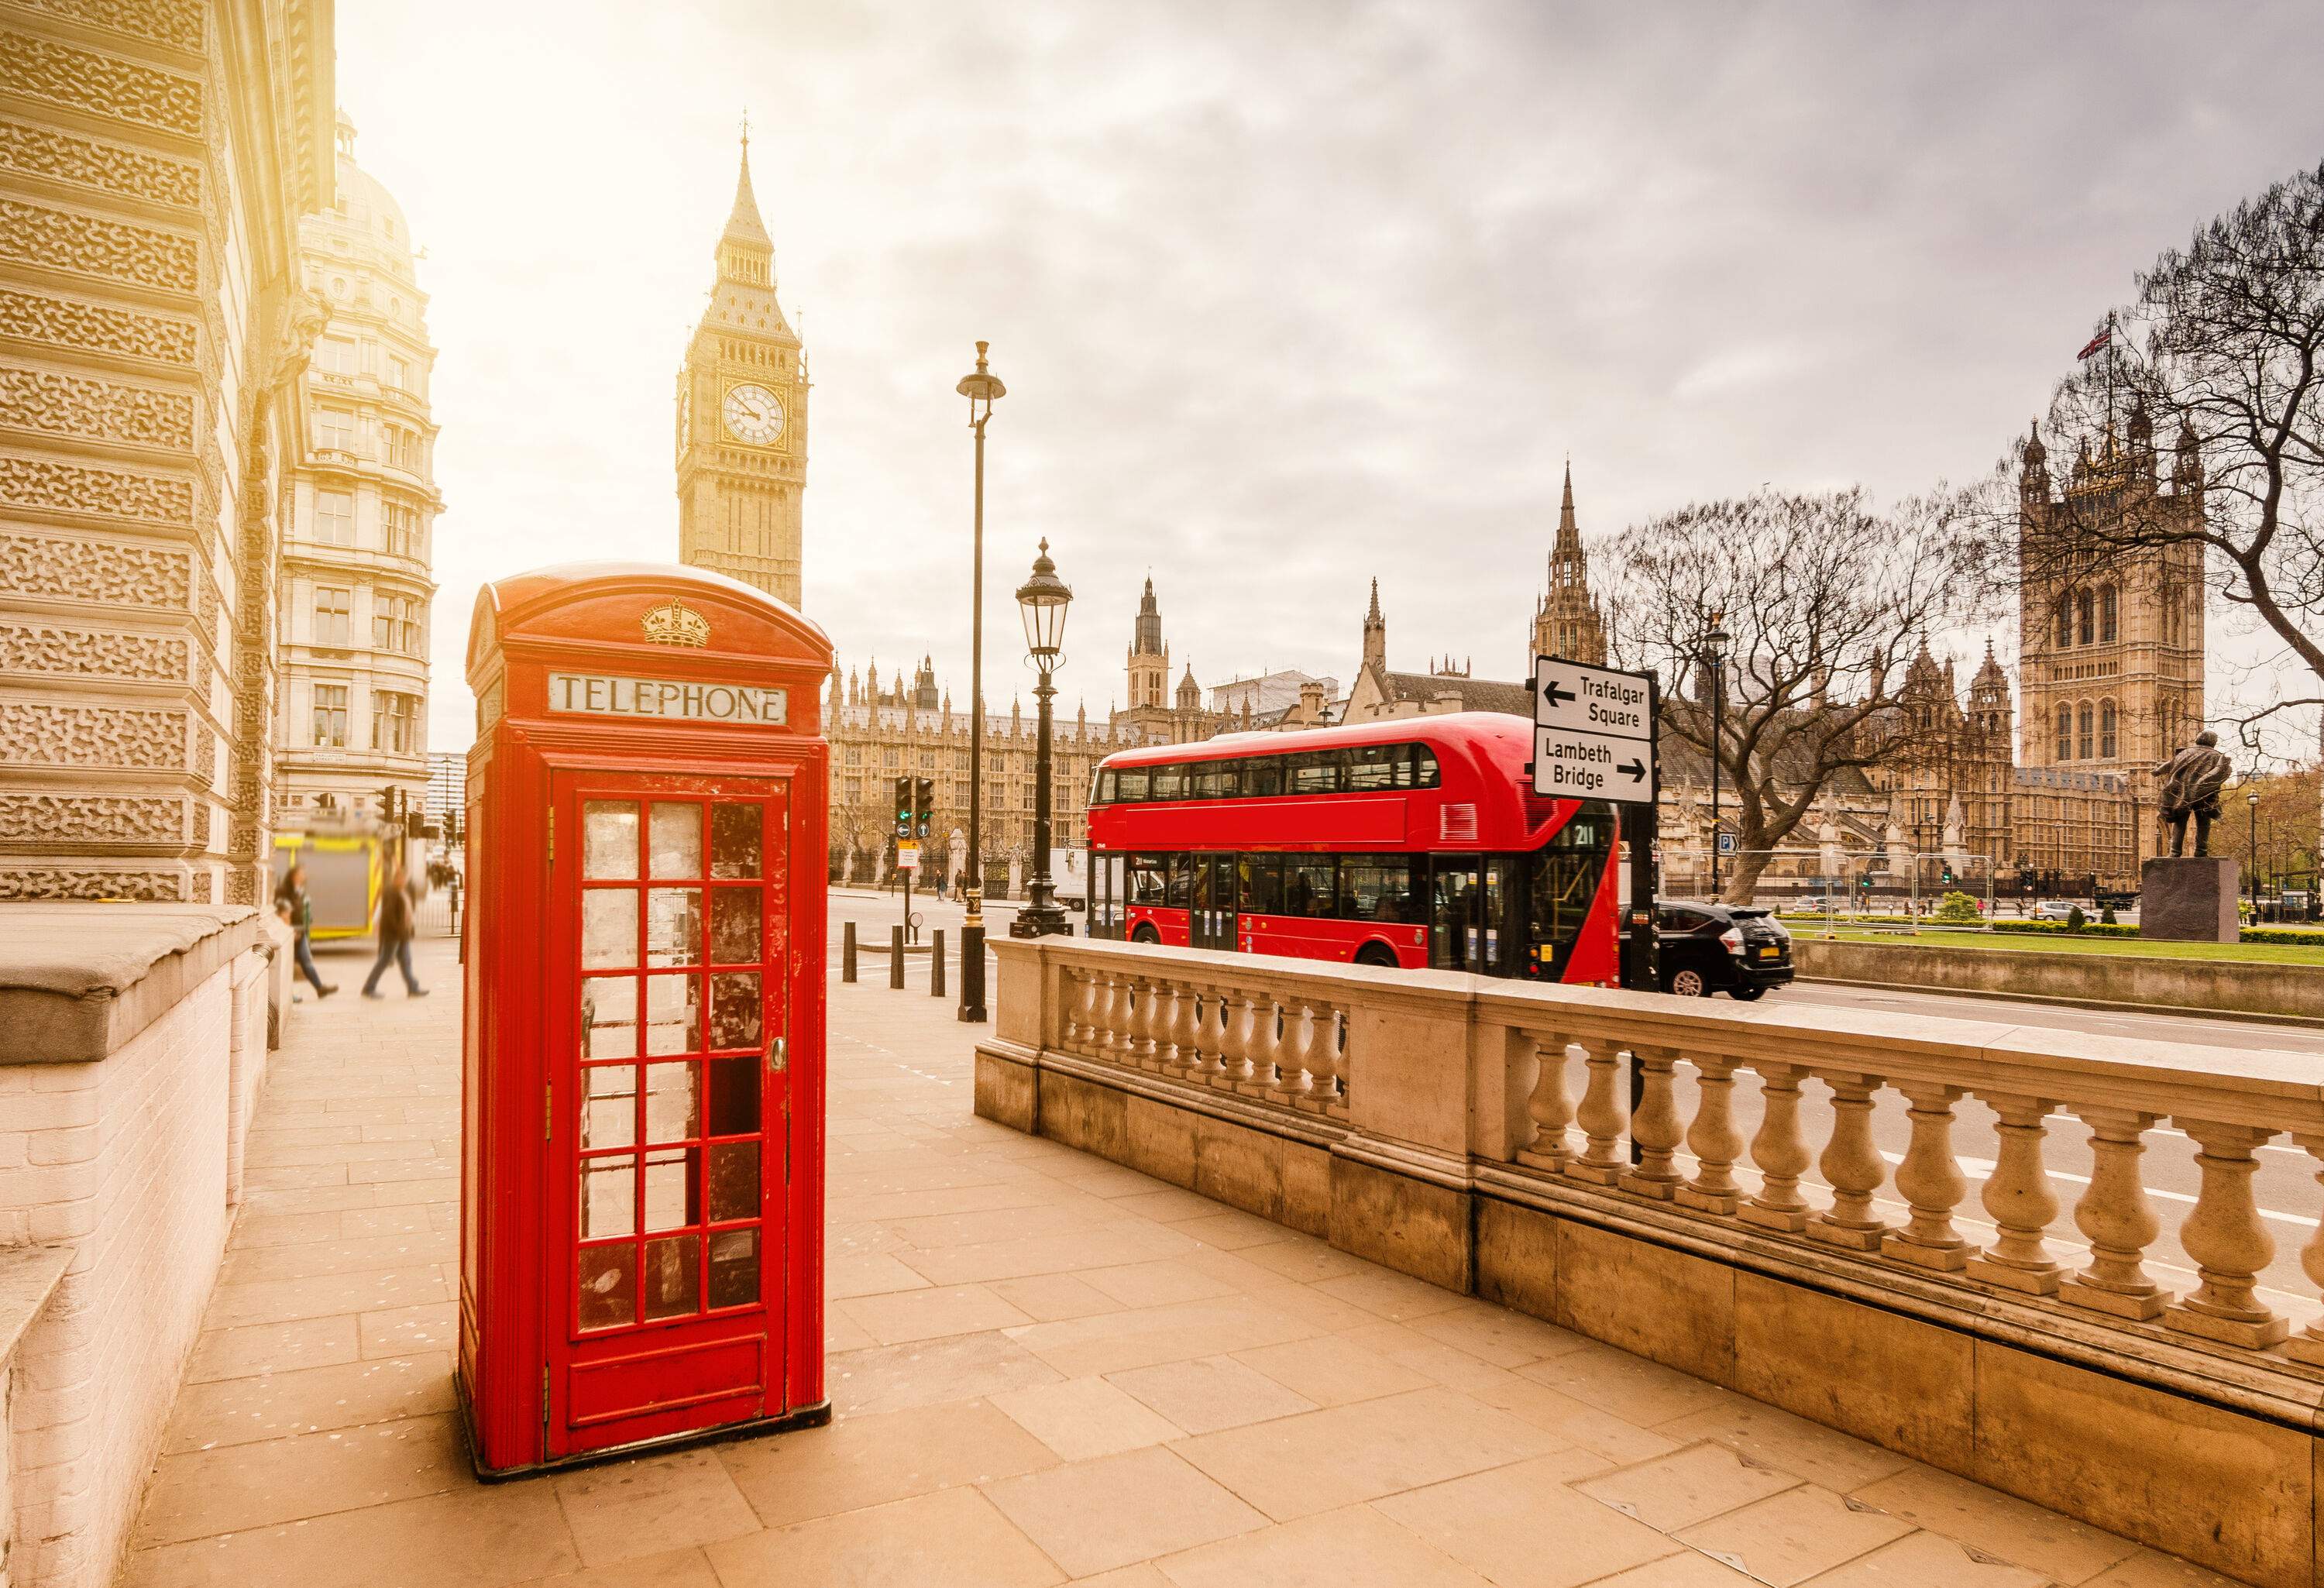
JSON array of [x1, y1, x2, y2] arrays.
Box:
[[645, 1061, 700, 1143], [709, 972, 762, 1050], [583, 802, 638, 878], [581, 976, 637, 1057], [582, 1065, 636, 1150], [645, 974, 700, 1056], [647, 889, 701, 967], [582, 891, 638, 970], [708, 1227, 758, 1310], [711, 803, 761, 878], [649, 802, 703, 878], [644, 1146, 700, 1232], [710, 889, 761, 964], [706, 1140, 759, 1223], [706, 1055, 760, 1136], [580, 1155, 636, 1238], [578, 1243, 635, 1330], [644, 1234, 701, 1321]]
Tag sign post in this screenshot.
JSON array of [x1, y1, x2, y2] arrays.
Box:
[[1535, 655, 1659, 996]]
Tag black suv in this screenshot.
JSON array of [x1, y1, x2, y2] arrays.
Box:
[[1636, 900, 1795, 999]]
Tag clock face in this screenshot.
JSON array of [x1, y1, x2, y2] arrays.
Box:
[[722, 383, 785, 445]]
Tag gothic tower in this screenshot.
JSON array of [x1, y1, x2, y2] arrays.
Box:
[[2015, 405, 2205, 779], [1532, 462, 1608, 664], [1362, 579, 1387, 672], [1126, 578, 1168, 711], [676, 131, 809, 607]]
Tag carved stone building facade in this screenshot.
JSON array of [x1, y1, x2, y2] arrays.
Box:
[[1109, 577, 1222, 744], [0, 0, 335, 905], [676, 136, 807, 608], [273, 113, 438, 827]]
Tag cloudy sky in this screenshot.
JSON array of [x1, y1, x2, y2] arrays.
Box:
[[336, 0, 2324, 755]]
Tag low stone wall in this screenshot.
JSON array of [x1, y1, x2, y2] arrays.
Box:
[[1793, 936, 2324, 1019], [977, 936, 2324, 1588], [0, 905, 279, 1588]]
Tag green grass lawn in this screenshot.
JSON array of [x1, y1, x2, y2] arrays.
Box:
[[1807, 925, 2324, 967]]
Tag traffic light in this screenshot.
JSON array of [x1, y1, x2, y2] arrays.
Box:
[[913, 777, 934, 840], [892, 776, 913, 839], [1941, 864, 1954, 885]]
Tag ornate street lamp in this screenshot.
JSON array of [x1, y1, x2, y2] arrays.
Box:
[[1703, 613, 1730, 899], [2249, 789, 2261, 918], [956, 341, 1006, 1023], [1011, 540, 1074, 939]]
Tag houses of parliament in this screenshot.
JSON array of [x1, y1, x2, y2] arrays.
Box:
[[676, 140, 2192, 893]]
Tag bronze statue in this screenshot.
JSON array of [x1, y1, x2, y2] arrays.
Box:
[[2152, 730, 2233, 857]]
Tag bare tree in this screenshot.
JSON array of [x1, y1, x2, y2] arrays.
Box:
[[1607, 488, 1987, 902], [2019, 159, 2324, 748]]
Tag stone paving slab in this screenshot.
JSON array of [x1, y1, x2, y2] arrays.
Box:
[[113, 937, 2254, 1588]]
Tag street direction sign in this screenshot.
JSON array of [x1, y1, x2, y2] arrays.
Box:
[[1534, 725, 1653, 800], [1533, 655, 1657, 801], [1535, 656, 1652, 741]]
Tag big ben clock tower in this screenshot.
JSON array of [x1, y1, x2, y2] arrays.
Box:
[[676, 132, 808, 607]]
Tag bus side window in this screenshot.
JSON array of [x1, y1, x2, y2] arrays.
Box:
[[1340, 854, 1414, 921], [1192, 761, 1239, 799], [1347, 744, 1398, 791], [1151, 765, 1188, 800], [1245, 758, 1283, 796], [1164, 853, 1193, 908], [1284, 857, 1335, 917], [1117, 768, 1149, 802], [1128, 852, 1165, 904], [1411, 748, 1440, 789], [1238, 854, 1283, 913], [1095, 768, 1116, 805], [1290, 751, 1342, 795]]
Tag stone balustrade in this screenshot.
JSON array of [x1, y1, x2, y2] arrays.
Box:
[[976, 935, 2324, 1588]]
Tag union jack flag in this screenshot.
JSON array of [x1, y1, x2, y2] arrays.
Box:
[[2076, 328, 2113, 360]]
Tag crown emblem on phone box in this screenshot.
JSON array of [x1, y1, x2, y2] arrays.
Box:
[[642, 600, 711, 647]]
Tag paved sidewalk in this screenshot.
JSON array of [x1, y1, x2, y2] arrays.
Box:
[[115, 936, 2243, 1587]]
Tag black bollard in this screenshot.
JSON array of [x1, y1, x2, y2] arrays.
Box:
[[842, 921, 857, 983], [890, 923, 905, 989], [930, 930, 947, 998]]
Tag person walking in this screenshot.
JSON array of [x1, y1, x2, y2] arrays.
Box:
[[274, 862, 336, 998], [362, 861, 428, 999]]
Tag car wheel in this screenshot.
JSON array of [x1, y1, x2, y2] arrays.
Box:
[[1131, 923, 1160, 945], [1353, 944, 1399, 969], [1663, 967, 1708, 997], [1729, 985, 1767, 1001]]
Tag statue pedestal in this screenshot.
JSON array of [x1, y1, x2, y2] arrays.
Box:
[[2140, 857, 2240, 943]]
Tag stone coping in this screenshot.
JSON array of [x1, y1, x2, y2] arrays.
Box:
[[0, 1243, 71, 1366], [0, 903, 268, 1063]]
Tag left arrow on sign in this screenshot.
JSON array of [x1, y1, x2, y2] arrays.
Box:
[[1542, 679, 1575, 709]]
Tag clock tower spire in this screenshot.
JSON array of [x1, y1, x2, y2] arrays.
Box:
[[676, 125, 808, 607]]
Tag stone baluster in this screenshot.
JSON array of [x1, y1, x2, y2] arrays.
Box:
[[1881, 1084, 1968, 1270], [1810, 1071, 1889, 1249], [1147, 981, 1183, 1069], [1092, 971, 1126, 1057], [1125, 977, 1160, 1068], [1166, 981, 1202, 1074], [1675, 1054, 1744, 1215], [2284, 1134, 2324, 1366], [1310, 1004, 1346, 1104], [1273, 998, 1315, 1099], [2061, 1107, 2167, 1319], [1242, 990, 1282, 1090], [1061, 966, 1094, 1050], [1738, 1062, 1812, 1232], [1567, 1043, 1630, 1185], [1515, 1036, 1576, 1173], [1621, 1047, 1686, 1200], [1192, 992, 1228, 1080], [1223, 988, 1260, 1085], [1967, 1092, 2061, 1294], [2164, 1119, 2288, 1348]]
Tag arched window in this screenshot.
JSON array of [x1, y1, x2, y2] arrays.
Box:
[[2099, 699, 2118, 759], [2055, 703, 2072, 761], [2054, 593, 2074, 649], [2077, 590, 2095, 646], [2099, 585, 2119, 644], [2077, 702, 2094, 760]]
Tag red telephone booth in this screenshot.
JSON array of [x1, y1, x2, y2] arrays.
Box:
[[459, 563, 831, 1476]]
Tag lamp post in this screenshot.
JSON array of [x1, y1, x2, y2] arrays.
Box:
[[956, 341, 1006, 1023], [2249, 789, 2261, 919], [1011, 540, 1074, 939], [1703, 613, 1730, 899]]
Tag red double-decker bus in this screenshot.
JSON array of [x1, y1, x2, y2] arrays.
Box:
[[1084, 713, 1620, 984]]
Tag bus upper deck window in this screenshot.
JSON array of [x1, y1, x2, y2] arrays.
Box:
[[1346, 744, 1397, 791], [1245, 758, 1282, 796], [1411, 748, 1440, 789], [1117, 768, 1150, 801], [1291, 752, 1341, 794], [1152, 765, 1188, 800], [1192, 761, 1239, 799], [1095, 768, 1116, 804]]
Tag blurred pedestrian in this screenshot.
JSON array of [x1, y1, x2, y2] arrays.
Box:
[[274, 862, 335, 998], [363, 861, 428, 999]]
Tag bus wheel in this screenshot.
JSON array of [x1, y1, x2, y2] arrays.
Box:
[[1353, 944, 1399, 969], [1132, 923, 1160, 945], [1663, 967, 1708, 997]]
